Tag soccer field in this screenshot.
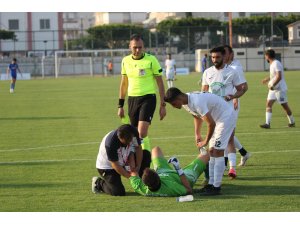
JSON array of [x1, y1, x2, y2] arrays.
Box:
[[0, 71, 299, 212]]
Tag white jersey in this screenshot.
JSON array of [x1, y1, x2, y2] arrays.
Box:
[[229, 59, 246, 84], [183, 92, 234, 123], [165, 59, 176, 73], [269, 60, 287, 91], [202, 64, 242, 97]]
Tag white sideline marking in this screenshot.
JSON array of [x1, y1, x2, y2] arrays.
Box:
[[0, 149, 299, 165], [0, 130, 299, 153]]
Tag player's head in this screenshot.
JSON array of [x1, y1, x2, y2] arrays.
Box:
[[117, 124, 134, 145], [167, 54, 171, 59], [265, 49, 276, 63], [210, 46, 225, 69], [204, 53, 207, 57], [164, 87, 186, 109], [223, 44, 234, 63], [142, 168, 161, 192], [12, 58, 17, 63], [129, 34, 144, 59]]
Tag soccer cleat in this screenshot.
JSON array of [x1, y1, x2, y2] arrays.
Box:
[[238, 152, 251, 167], [260, 123, 270, 129], [194, 184, 213, 194], [199, 186, 221, 196], [288, 123, 296, 128], [92, 176, 102, 194], [228, 168, 237, 179]]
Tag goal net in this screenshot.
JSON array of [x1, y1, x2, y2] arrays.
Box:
[[54, 49, 130, 78]]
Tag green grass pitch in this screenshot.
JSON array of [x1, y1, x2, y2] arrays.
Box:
[[0, 71, 299, 212]]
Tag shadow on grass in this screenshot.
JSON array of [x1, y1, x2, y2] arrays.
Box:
[[0, 116, 86, 121]]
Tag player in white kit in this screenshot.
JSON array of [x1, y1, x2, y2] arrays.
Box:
[[164, 87, 236, 195], [260, 49, 295, 128], [201, 46, 247, 179], [223, 45, 251, 167], [165, 54, 176, 88]]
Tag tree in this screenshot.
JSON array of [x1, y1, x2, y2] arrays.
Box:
[[0, 29, 15, 40], [87, 24, 147, 49]]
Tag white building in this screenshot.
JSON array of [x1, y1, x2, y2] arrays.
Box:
[[287, 21, 300, 46], [0, 12, 64, 55], [94, 12, 147, 25], [63, 12, 95, 40]]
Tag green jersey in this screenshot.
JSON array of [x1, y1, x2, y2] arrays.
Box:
[[121, 53, 162, 97], [129, 157, 206, 197]]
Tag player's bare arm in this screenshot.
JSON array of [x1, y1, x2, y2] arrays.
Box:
[[269, 71, 282, 89], [179, 173, 193, 194], [110, 161, 131, 178], [118, 75, 128, 118], [262, 76, 270, 84], [194, 116, 203, 145], [225, 83, 247, 101], [134, 145, 143, 172], [201, 84, 209, 92], [197, 112, 215, 148], [155, 76, 166, 120]]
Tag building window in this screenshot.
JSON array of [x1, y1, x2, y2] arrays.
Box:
[[224, 12, 229, 17], [295, 50, 300, 54], [237, 52, 245, 56], [298, 29, 300, 39], [8, 19, 19, 30], [257, 51, 264, 55], [239, 12, 246, 17], [40, 19, 50, 30]]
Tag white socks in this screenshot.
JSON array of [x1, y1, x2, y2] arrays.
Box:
[[266, 112, 272, 125], [228, 153, 236, 169], [234, 136, 243, 150], [167, 80, 173, 88], [287, 115, 295, 124], [214, 157, 225, 188], [209, 156, 225, 188], [208, 157, 215, 185]]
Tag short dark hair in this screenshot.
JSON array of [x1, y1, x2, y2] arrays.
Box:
[[210, 46, 225, 55], [130, 34, 143, 41], [164, 87, 184, 103], [142, 168, 161, 192], [223, 44, 233, 53], [12, 58, 17, 62], [117, 124, 134, 143], [265, 49, 276, 59]]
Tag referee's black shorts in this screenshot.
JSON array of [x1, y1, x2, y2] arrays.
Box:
[[128, 94, 156, 127]]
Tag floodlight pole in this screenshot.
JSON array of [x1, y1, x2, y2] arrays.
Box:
[[229, 12, 233, 47]]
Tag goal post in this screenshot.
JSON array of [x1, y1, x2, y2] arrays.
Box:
[[54, 49, 130, 78]]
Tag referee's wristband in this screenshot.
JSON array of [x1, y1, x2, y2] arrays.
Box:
[[177, 169, 184, 176], [118, 99, 125, 108]]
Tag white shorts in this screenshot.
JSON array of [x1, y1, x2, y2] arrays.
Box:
[[267, 90, 288, 104], [209, 113, 236, 150], [166, 71, 175, 80]]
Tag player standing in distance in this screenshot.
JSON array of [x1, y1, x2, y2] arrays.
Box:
[[130, 146, 209, 197], [201, 46, 246, 180], [202, 54, 208, 73], [118, 34, 166, 162], [260, 49, 295, 128], [92, 124, 150, 196], [165, 54, 176, 88], [223, 45, 251, 167], [7, 58, 22, 93], [164, 88, 237, 195]]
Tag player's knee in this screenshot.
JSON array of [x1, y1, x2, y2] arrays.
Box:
[[110, 186, 126, 196], [151, 146, 163, 158]]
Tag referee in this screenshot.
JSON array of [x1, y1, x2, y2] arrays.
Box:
[[118, 34, 166, 168]]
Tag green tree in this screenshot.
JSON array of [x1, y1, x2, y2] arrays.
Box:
[[87, 24, 147, 49], [0, 29, 15, 40]]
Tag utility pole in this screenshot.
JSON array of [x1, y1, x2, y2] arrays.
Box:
[[229, 12, 233, 47]]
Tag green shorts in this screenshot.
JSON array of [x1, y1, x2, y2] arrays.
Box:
[[152, 157, 206, 187]]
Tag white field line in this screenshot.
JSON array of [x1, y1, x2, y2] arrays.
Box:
[[0, 149, 299, 165], [0, 130, 299, 153]]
